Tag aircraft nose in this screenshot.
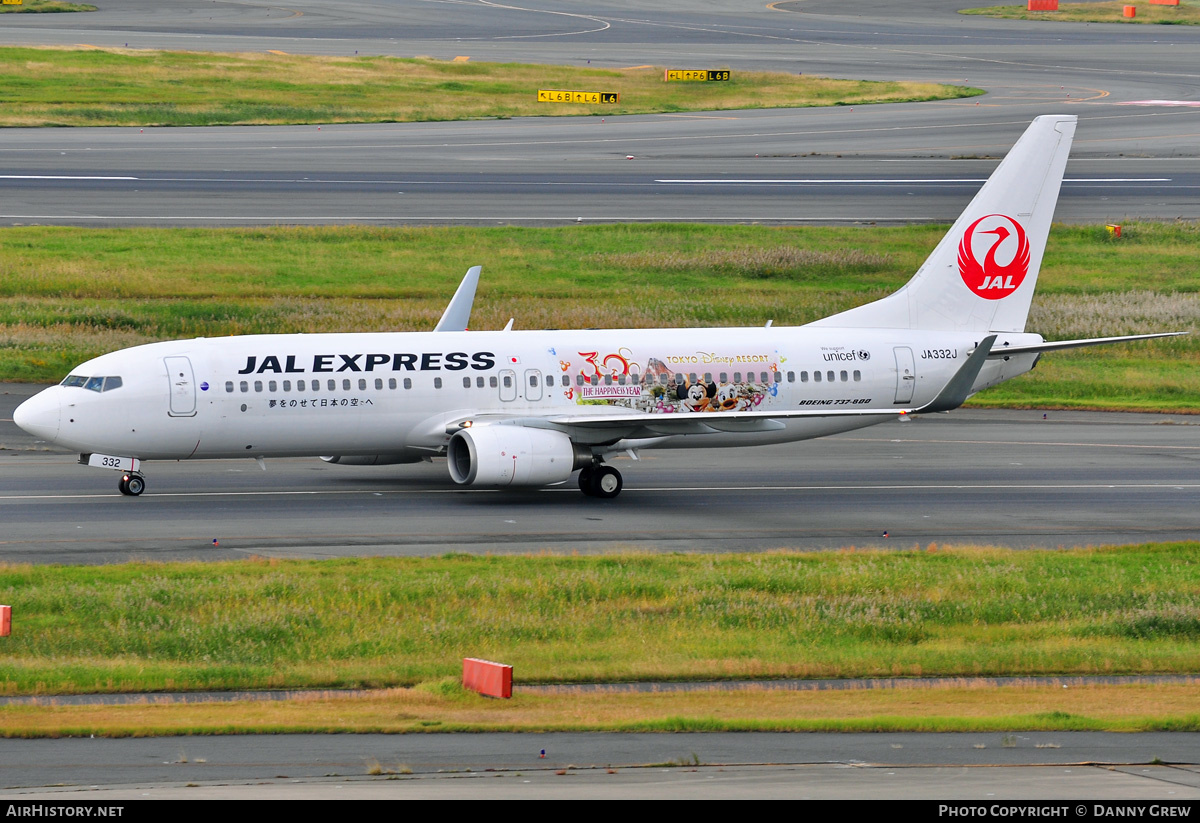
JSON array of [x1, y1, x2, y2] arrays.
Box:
[[13, 388, 60, 443]]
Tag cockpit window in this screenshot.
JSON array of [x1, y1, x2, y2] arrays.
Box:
[[61, 375, 124, 392]]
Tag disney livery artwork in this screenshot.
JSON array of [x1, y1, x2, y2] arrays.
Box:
[[13, 116, 1185, 499], [561, 349, 786, 413]]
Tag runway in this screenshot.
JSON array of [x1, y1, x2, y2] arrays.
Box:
[[1, 1, 1199, 224], [3, 383, 1198, 564], [3, 732, 1200, 799]]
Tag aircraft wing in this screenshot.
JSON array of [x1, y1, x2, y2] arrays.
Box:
[[448, 337, 997, 440]]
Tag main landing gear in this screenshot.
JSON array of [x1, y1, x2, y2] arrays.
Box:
[[118, 473, 146, 496], [578, 463, 622, 499]]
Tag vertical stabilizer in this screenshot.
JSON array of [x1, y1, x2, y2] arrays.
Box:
[[810, 115, 1076, 332]]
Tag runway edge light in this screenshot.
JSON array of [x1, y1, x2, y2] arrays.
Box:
[[463, 657, 513, 699]]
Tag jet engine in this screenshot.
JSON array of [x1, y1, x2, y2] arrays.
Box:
[[447, 425, 591, 487]]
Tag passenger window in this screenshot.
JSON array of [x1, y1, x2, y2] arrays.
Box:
[[434, 377, 443, 389], [617, 374, 626, 385], [225, 381, 234, 393], [358, 379, 366, 391], [254, 381, 263, 392], [388, 378, 397, 390], [720, 372, 728, 383], [576, 375, 585, 386], [502, 375, 512, 388], [463, 377, 471, 388], [476, 376, 485, 388], [826, 371, 835, 382], [530, 375, 539, 387], [240, 381, 249, 392], [297, 380, 306, 391], [853, 370, 861, 382], [604, 375, 612, 386], [801, 371, 808, 383], [342, 379, 351, 391], [489, 376, 497, 388], [734, 372, 742, 383], [840, 371, 848, 382], [327, 379, 336, 391], [774, 372, 782, 383], [403, 378, 412, 390], [703, 372, 712, 383], [268, 380, 277, 392], [761, 372, 769, 383], [814, 371, 822, 383], [787, 371, 795, 383], [659, 374, 668, 385], [374, 378, 383, 390], [283, 380, 291, 392]]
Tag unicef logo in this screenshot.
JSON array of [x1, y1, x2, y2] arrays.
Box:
[[856, 350, 871, 361]]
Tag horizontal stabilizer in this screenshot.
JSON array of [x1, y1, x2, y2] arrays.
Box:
[[987, 331, 1188, 358]]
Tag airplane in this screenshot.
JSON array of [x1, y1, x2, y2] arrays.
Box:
[[13, 114, 1184, 499]]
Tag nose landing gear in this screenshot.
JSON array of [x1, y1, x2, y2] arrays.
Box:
[[118, 473, 146, 496]]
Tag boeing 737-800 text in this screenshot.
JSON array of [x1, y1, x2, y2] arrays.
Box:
[[13, 116, 1182, 498]]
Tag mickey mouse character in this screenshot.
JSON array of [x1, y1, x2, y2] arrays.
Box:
[[676, 379, 716, 412]]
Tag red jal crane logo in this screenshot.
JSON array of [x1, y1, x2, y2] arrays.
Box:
[[957, 214, 1030, 300]]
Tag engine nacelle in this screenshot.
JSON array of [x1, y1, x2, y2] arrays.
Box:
[[320, 453, 425, 466], [447, 425, 590, 487]]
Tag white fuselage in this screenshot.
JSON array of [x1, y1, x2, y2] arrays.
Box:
[[17, 326, 1042, 463]]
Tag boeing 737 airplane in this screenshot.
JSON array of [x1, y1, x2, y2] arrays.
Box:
[[13, 115, 1182, 498]]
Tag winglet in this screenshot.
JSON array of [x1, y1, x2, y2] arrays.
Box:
[[433, 266, 481, 332], [915, 335, 997, 414]]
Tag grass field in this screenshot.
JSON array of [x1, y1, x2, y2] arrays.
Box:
[[2, 545, 1198, 696], [0, 1, 94, 13], [3, 682, 1198, 737], [0, 47, 979, 127], [1, 222, 1196, 409], [962, 2, 1200, 24], [2, 545, 1198, 735]]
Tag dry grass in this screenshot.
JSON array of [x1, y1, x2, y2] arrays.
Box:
[[2, 681, 1197, 737], [0, 47, 978, 127], [1029, 291, 1200, 339], [962, 2, 1200, 24], [0, 1, 94, 13]]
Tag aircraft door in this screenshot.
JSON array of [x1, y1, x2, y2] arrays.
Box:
[[165, 356, 198, 417], [499, 369, 517, 402], [893, 347, 916, 404], [525, 369, 542, 402]]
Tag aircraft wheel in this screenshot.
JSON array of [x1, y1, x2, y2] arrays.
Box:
[[578, 465, 597, 496], [124, 474, 146, 496], [118, 476, 131, 496], [592, 466, 623, 499]]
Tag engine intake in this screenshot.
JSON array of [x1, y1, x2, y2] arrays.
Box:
[[447, 425, 590, 487]]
